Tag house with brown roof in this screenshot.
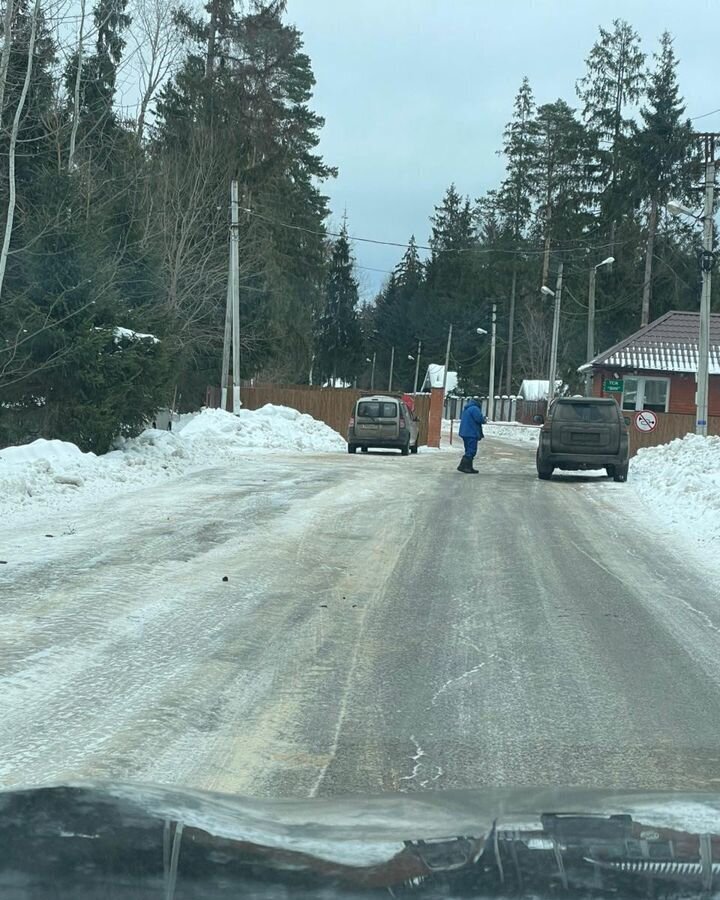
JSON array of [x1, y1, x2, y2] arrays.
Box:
[[579, 310, 720, 448]]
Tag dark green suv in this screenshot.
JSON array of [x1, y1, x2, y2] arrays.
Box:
[[535, 397, 629, 482]]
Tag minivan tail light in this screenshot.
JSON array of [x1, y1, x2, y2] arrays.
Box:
[[399, 417, 406, 428], [349, 416, 355, 428]]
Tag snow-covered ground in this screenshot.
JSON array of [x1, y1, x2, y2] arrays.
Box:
[[0, 405, 345, 519], [629, 434, 720, 550], [484, 422, 540, 445], [442, 419, 540, 447]]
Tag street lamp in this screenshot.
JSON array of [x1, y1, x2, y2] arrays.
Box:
[[541, 261, 564, 405], [668, 185, 715, 437], [667, 200, 699, 219], [585, 256, 615, 396]]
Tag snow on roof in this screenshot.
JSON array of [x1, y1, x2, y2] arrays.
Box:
[[581, 311, 720, 375], [421, 364, 458, 392], [113, 326, 160, 344], [518, 379, 562, 401]]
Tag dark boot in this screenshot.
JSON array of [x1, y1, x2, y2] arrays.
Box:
[[457, 455, 475, 473], [468, 459, 479, 474]]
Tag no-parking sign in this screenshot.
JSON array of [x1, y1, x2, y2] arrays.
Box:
[[634, 410, 657, 433]]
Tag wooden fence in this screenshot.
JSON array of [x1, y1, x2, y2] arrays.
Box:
[[205, 384, 432, 445], [627, 411, 720, 456]]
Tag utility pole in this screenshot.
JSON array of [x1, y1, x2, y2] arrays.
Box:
[[442, 323, 453, 393], [586, 265, 597, 398], [505, 268, 517, 395], [488, 303, 497, 420], [585, 256, 615, 396], [388, 346, 395, 392], [370, 351, 376, 391], [697, 134, 716, 437], [230, 179, 241, 414], [412, 340, 422, 394], [220, 258, 232, 410], [547, 261, 563, 405]]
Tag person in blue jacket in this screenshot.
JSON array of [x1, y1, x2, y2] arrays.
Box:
[[457, 398, 487, 474]]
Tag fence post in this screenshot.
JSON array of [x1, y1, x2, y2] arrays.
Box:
[[428, 388, 443, 448]]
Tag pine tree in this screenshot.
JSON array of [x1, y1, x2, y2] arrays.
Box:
[[315, 225, 362, 385], [495, 76, 539, 391], [576, 19, 646, 251], [531, 100, 595, 285], [636, 32, 694, 325]]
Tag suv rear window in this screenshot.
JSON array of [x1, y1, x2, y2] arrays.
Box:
[[553, 402, 616, 423], [357, 401, 397, 419]]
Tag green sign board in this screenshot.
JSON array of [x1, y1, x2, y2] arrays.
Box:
[[603, 379, 624, 393]]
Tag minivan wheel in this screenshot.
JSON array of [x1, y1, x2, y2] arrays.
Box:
[[410, 442, 419, 454], [361, 446, 369, 453], [401, 441, 410, 456], [606, 465, 616, 478], [348, 444, 357, 454], [613, 465, 629, 483]]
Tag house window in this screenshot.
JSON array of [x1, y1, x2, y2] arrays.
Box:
[[621, 376, 669, 413]]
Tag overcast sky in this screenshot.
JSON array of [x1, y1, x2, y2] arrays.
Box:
[[287, 0, 720, 298]]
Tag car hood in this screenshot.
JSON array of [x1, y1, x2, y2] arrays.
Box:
[[2, 780, 720, 898]]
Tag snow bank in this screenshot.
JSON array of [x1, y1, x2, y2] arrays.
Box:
[[0, 405, 345, 516], [630, 434, 720, 547]]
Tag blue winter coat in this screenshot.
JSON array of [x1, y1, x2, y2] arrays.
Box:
[[458, 400, 486, 439]]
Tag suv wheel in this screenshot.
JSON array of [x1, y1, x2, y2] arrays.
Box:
[[606, 465, 615, 478], [348, 444, 357, 454], [361, 446, 369, 453], [401, 441, 410, 456], [410, 442, 419, 454], [536, 451, 553, 480], [613, 465, 628, 483]]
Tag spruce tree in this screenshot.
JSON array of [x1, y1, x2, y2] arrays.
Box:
[[636, 32, 694, 325], [495, 76, 539, 391], [315, 224, 362, 385], [576, 19, 646, 251]]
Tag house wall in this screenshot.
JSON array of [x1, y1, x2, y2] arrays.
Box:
[[589, 367, 720, 454], [591, 368, 720, 416]]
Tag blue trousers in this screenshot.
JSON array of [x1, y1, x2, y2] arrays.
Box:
[[462, 435, 478, 460]]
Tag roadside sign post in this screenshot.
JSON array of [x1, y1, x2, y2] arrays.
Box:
[[634, 410, 658, 433]]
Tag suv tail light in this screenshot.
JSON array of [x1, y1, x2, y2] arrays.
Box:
[[399, 416, 406, 428], [349, 416, 355, 428]]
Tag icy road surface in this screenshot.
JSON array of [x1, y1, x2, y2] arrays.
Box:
[[2, 441, 720, 797]]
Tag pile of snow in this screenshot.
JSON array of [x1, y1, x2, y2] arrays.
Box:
[[0, 405, 345, 515], [630, 434, 720, 547]]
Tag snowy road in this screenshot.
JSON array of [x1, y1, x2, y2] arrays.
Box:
[[3, 441, 720, 798]]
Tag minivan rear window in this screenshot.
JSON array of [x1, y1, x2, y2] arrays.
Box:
[[554, 402, 615, 423], [357, 401, 397, 419]]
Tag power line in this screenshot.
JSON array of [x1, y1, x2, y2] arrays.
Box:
[[691, 107, 720, 122], [242, 206, 628, 259]]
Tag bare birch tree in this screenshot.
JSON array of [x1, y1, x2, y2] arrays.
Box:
[[0, 0, 16, 130], [127, 0, 186, 140], [67, 0, 86, 170], [0, 0, 40, 304]]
